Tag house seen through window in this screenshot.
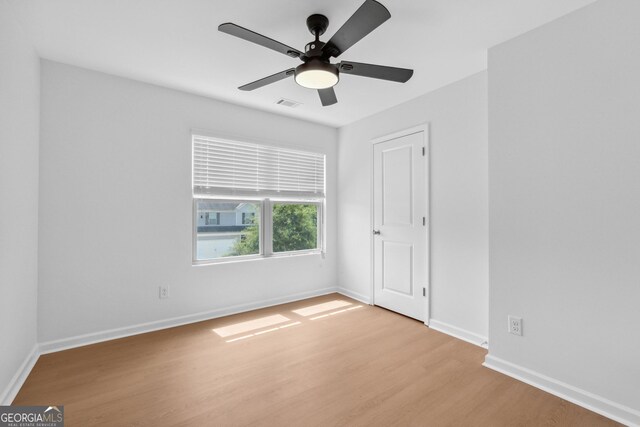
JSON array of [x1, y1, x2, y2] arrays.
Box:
[[192, 135, 325, 262]]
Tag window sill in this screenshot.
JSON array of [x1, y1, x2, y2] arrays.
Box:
[[192, 250, 324, 267]]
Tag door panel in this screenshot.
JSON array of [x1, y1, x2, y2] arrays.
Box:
[[373, 129, 427, 321], [382, 146, 413, 226], [382, 241, 413, 295]]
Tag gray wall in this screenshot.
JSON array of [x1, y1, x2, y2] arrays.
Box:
[[487, 0, 640, 420], [38, 61, 338, 343], [338, 72, 489, 342], [0, 0, 40, 403]]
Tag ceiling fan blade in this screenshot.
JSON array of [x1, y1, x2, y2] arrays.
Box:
[[318, 88, 338, 106], [239, 69, 296, 91], [219, 23, 303, 59], [339, 61, 413, 83], [322, 0, 391, 58]]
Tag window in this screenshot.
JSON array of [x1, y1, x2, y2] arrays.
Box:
[[204, 212, 220, 225], [241, 212, 255, 225], [192, 134, 325, 263]]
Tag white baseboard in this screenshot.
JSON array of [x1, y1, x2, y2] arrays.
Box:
[[39, 287, 339, 355], [483, 354, 640, 427], [428, 319, 488, 348], [336, 287, 371, 304], [0, 344, 40, 405]]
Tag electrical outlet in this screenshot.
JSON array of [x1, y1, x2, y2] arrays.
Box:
[[159, 285, 169, 299], [508, 315, 523, 336]]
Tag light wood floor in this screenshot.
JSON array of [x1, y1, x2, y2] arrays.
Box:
[[15, 294, 619, 426]]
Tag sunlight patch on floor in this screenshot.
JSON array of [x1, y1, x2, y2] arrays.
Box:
[[217, 300, 365, 343], [310, 305, 363, 320], [213, 314, 291, 337], [292, 300, 352, 317], [225, 322, 302, 342]]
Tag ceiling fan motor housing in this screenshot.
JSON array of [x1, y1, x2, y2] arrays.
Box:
[[304, 41, 326, 57]]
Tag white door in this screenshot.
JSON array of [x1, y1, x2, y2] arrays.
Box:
[[372, 128, 428, 321]]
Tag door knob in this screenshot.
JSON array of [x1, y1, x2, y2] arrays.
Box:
[[373, 229, 381, 235]]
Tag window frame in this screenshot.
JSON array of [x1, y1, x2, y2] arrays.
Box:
[[191, 131, 326, 266], [192, 197, 324, 265]]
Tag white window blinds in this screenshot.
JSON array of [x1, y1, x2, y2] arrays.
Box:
[[193, 135, 325, 198]]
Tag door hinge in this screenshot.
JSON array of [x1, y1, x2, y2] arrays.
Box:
[[423, 217, 426, 226], [422, 146, 425, 156], [423, 287, 426, 297]]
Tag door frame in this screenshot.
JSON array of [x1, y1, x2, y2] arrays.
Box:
[[370, 123, 430, 326]]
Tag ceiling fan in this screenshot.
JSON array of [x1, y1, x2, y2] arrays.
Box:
[[218, 0, 413, 107]]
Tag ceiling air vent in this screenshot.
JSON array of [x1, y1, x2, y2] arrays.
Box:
[[276, 98, 302, 108]]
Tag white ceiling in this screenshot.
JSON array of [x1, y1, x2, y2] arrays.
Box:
[[9, 0, 596, 127]]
